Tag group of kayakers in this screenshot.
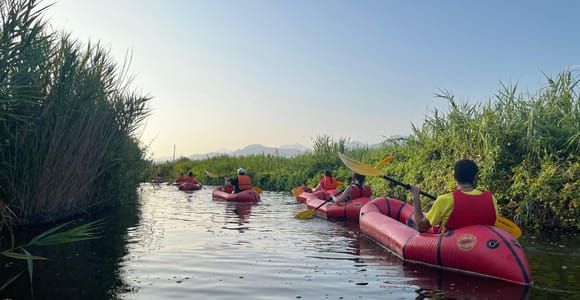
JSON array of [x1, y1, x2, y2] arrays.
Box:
[[163, 157, 496, 233], [153, 158, 526, 285], [165, 168, 255, 194], [307, 158, 497, 234]]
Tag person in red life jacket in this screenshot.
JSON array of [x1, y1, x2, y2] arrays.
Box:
[[182, 171, 199, 184], [313, 170, 338, 192], [224, 167, 253, 193], [331, 173, 372, 204], [410, 159, 499, 233]]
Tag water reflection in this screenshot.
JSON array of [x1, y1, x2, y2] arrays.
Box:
[[223, 203, 253, 232], [0, 192, 142, 299]]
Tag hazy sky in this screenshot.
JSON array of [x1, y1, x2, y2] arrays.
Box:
[[45, 0, 580, 159]]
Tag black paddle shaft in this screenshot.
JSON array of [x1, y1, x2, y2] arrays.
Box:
[[312, 188, 346, 212], [313, 198, 331, 212], [382, 175, 437, 200]]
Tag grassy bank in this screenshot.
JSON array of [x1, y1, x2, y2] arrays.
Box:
[[0, 0, 150, 229], [151, 73, 578, 232]]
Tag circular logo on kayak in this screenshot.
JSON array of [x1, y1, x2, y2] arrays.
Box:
[[457, 234, 477, 251]]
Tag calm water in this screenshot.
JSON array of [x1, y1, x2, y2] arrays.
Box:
[[1, 184, 579, 299]]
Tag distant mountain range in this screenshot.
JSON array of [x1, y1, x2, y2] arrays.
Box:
[[154, 143, 310, 162], [189, 144, 309, 160], [154, 139, 392, 162]]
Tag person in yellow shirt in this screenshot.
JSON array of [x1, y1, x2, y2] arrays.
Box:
[[411, 159, 499, 233]]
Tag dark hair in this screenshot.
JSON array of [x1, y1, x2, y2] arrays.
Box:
[[454, 159, 478, 185], [353, 173, 366, 186], [324, 170, 332, 177], [188, 171, 194, 177]]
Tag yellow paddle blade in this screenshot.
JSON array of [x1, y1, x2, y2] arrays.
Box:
[[252, 187, 263, 194], [495, 217, 522, 239], [205, 170, 220, 178], [375, 155, 395, 168], [294, 209, 315, 219], [338, 153, 384, 177], [291, 187, 304, 197]]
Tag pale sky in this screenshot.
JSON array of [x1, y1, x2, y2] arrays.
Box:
[[44, 1, 580, 159]]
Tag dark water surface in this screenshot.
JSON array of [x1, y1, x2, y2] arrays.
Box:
[[1, 185, 578, 299]]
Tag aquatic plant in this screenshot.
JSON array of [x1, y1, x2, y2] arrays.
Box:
[[0, 219, 102, 294], [0, 0, 150, 226]]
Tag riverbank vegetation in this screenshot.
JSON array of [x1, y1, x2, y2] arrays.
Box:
[[151, 72, 578, 232], [0, 0, 150, 231]]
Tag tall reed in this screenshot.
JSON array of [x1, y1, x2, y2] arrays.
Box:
[[0, 0, 150, 227]]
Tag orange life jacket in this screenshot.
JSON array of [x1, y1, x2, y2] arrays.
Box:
[[349, 184, 372, 199], [183, 176, 197, 184], [320, 176, 337, 190], [237, 175, 252, 191], [445, 189, 496, 230]]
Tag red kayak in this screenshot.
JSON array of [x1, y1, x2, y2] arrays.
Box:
[[359, 197, 532, 285], [305, 196, 370, 222], [178, 182, 202, 191], [212, 186, 260, 203], [296, 189, 336, 203]]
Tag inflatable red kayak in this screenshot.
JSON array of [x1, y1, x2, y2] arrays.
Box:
[[296, 189, 336, 203], [178, 182, 202, 191], [305, 196, 370, 222], [212, 186, 260, 202], [359, 197, 532, 285]]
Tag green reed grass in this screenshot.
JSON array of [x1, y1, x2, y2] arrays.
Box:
[[0, 0, 150, 227]]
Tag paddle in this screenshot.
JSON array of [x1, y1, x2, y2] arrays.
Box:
[[294, 197, 333, 219], [205, 170, 263, 194], [337, 153, 522, 239], [294, 187, 348, 219]]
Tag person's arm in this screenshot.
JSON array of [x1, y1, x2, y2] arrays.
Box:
[[411, 186, 431, 233], [312, 182, 322, 191], [332, 185, 351, 204]]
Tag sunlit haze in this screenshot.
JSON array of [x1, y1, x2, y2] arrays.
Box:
[[45, 0, 580, 159]]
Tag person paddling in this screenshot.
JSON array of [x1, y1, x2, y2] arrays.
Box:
[[224, 168, 253, 194], [182, 171, 199, 184], [331, 173, 372, 204], [410, 159, 499, 233], [313, 170, 338, 192]]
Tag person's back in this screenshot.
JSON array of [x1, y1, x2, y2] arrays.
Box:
[[313, 170, 337, 192], [183, 172, 198, 184], [236, 174, 252, 192], [227, 167, 252, 193], [411, 159, 498, 233], [320, 171, 337, 191]]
